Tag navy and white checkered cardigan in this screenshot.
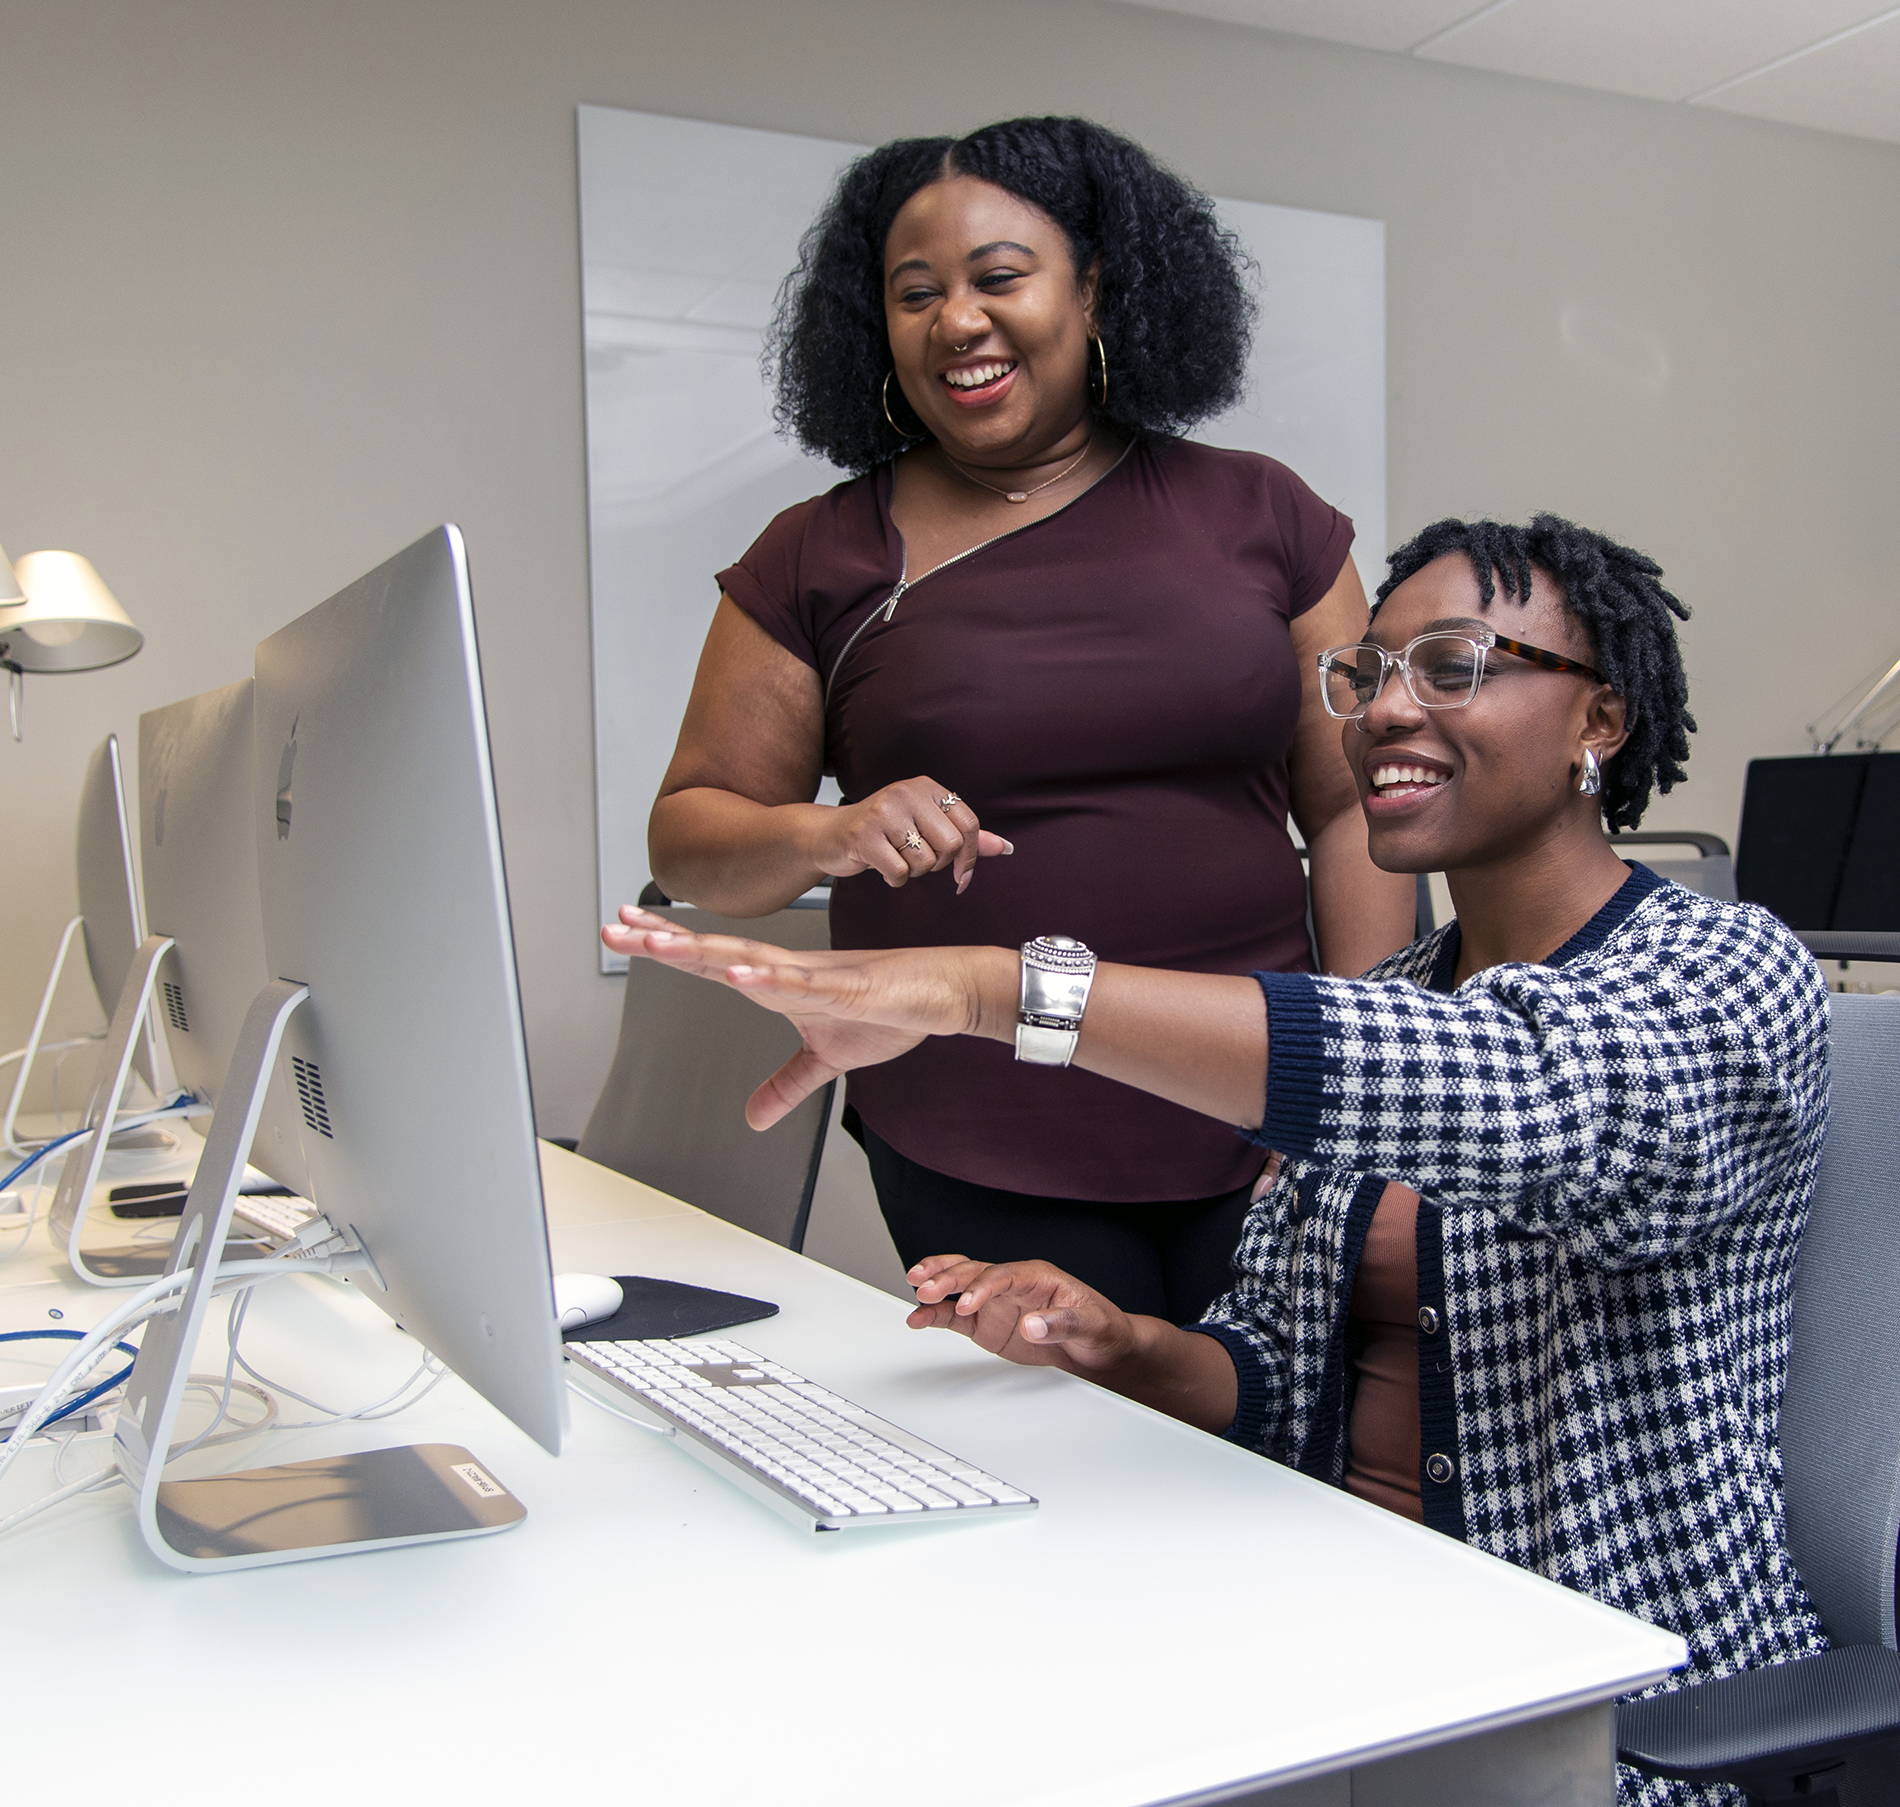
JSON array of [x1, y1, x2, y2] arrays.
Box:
[[1195, 865, 1830, 1807]]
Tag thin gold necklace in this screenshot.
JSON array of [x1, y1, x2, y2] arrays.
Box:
[[941, 436, 1092, 504]]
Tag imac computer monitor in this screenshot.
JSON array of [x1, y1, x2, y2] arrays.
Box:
[[75, 732, 168, 1096], [250, 524, 566, 1456], [139, 678, 312, 1199]]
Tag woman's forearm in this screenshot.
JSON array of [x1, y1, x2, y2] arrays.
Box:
[[648, 789, 832, 917], [963, 951, 1269, 1130], [1306, 806, 1418, 976]]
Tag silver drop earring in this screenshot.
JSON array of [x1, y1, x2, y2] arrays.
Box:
[[1578, 747, 1602, 797]]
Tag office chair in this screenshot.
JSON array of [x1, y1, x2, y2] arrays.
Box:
[[578, 897, 834, 1251], [1617, 979, 1900, 1805], [1608, 830, 1737, 901]]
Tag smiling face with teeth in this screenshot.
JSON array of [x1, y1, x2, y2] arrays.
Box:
[[1350, 553, 1630, 888], [882, 174, 1099, 472]]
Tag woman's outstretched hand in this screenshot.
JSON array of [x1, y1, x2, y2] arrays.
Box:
[[904, 1255, 1138, 1376], [808, 777, 1013, 895], [599, 908, 1014, 1129]]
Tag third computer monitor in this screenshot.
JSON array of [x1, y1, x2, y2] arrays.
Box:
[[76, 732, 167, 1098]]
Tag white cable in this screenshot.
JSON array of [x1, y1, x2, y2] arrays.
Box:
[[170, 1376, 278, 1456], [0, 1466, 120, 1538], [567, 1377, 676, 1437], [0, 1375, 281, 1543], [229, 1294, 447, 1423], [51, 1419, 89, 1486], [327, 1364, 449, 1423], [0, 1269, 197, 1484], [0, 1253, 356, 1490], [0, 1164, 45, 1262]]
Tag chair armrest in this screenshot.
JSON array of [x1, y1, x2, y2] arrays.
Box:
[[1616, 1647, 1900, 1795]]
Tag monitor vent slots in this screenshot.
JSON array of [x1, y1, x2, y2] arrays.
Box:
[[161, 982, 190, 1034], [291, 1055, 334, 1139]]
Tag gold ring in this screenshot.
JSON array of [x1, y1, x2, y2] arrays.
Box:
[[937, 793, 962, 812], [903, 828, 926, 852]]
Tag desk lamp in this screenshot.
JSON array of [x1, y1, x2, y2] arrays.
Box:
[[0, 550, 144, 740]]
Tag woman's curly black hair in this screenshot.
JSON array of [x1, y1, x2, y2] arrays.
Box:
[[1375, 515, 1695, 832], [765, 117, 1256, 475]]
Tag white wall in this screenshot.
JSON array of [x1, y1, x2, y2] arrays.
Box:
[[3, 0, 1897, 1138]]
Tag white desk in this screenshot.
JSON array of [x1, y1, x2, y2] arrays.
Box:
[[1, 1143, 1683, 1805]]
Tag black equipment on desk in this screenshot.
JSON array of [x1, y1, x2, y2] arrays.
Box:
[[1735, 752, 1900, 933]]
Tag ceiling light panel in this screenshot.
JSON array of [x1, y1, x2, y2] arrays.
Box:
[[1409, 0, 1894, 104]]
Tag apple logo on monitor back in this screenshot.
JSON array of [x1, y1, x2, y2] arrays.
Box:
[[276, 715, 297, 841]]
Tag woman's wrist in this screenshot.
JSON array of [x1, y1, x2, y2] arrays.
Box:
[[1111, 1315, 1240, 1432], [964, 945, 1024, 1043]]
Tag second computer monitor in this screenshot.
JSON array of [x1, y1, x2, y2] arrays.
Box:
[[139, 678, 311, 1196], [251, 524, 566, 1455]]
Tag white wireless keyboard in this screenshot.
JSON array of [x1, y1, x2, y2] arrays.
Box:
[[230, 1192, 318, 1245], [566, 1336, 1037, 1533]]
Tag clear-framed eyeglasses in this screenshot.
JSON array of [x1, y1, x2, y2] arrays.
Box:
[[1318, 628, 1605, 722]]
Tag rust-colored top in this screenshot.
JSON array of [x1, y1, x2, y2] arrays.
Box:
[[1345, 1180, 1424, 1521]]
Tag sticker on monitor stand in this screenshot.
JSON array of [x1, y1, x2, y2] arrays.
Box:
[[451, 1461, 506, 1500]]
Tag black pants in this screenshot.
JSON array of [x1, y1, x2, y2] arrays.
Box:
[[855, 1116, 1255, 1324]]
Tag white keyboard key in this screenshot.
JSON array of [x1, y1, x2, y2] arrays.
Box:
[[939, 1481, 994, 1507]]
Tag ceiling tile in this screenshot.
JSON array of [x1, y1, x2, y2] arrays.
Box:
[[1412, 0, 1893, 104], [1113, 0, 1480, 54], [1697, 11, 1900, 144]]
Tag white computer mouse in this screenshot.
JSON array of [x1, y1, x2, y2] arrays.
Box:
[[553, 1272, 623, 1331]]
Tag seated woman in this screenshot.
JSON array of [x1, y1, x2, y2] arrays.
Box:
[[604, 514, 1830, 1799]]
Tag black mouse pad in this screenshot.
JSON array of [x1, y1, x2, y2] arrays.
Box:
[[561, 1276, 778, 1344]]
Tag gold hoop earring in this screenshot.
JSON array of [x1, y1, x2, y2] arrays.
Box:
[[882, 371, 922, 441], [1091, 334, 1108, 408]]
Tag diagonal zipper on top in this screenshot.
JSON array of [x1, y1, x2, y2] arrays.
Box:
[[821, 441, 1134, 715]]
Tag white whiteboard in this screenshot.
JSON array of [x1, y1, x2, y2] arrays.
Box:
[[579, 105, 1384, 969]]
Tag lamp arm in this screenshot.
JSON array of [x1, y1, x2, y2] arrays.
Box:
[[1811, 652, 1900, 754]]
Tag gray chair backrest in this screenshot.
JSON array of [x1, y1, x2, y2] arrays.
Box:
[[577, 905, 834, 1251], [1783, 991, 1900, 1649], [1608, 831, 1738, 902]]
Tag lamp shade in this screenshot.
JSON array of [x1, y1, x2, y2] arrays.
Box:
[[1, 551, 143, 673], [0, 542, 23, 607]]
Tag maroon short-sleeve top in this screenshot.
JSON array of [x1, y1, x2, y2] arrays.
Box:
[[717, 436, 1353, 1203]]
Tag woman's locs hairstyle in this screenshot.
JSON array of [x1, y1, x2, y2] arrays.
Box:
[[1376, 515, 1696, 834], [765, 117, 1258, 475]]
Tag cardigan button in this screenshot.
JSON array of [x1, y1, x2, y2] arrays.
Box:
[[1417, 1306, 1441, 1336], [1426, 1452, 1455, 1485]]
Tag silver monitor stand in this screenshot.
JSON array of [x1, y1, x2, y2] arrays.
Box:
[[44, 933, 210, 1287], [112, 979, 525, 1573]]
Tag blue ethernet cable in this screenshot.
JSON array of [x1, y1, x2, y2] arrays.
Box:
[[0, 1329, 141, 1427], [1, 1094, 199, 1192], [0, 1126, 91, 1194]]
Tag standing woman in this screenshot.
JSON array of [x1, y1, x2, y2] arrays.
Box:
[[648, 117, 1415, 1321]]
